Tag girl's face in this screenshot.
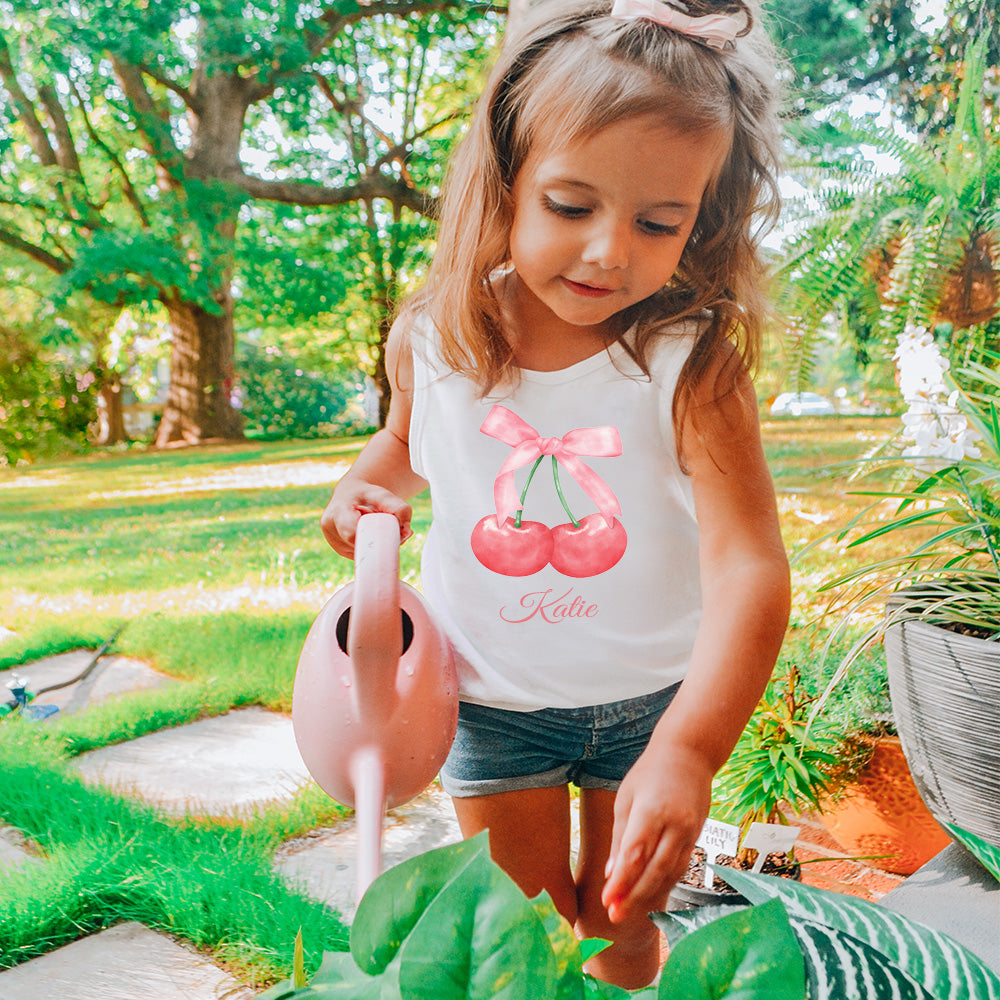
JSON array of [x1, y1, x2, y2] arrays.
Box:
[[508, 114, 728, 340]]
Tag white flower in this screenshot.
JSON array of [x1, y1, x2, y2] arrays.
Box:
[[895, 325, 981, 469]]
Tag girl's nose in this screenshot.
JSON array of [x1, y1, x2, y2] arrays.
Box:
[[581, 220, 630, 270]]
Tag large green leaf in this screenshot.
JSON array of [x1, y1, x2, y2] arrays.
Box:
[[656, 898, 806, 1000], [945, 825, 1000, 883], [717, 869, 1000, 1000], [530, 890, 586, 1000], [306, 952, 386, 998], [351, 833, 488, 974], [394, 846, 559, 999], [651, 905, 749, 949], [655, 902, 938, 1000]]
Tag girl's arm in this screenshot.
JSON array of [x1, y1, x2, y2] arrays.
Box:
[[602, 351, 791, 922], [320, 315, 428, 559]]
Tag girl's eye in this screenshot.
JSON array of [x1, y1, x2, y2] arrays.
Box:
[[543, 196, 590, 219], [639, 219, 682, 237]]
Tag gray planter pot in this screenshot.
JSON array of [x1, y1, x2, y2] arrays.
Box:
[[885, 618, 1000, 849]]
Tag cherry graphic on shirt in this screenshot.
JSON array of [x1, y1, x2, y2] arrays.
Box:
[[472, 455, 552, 576], [471, 515, 553, 576], [550, 513, 627, 577], [547, 456, 627, 577]]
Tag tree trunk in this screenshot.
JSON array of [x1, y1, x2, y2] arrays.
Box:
[[374, 299, 392, 428], [155, 291, 243, 446], [93, 370, 129, 445]]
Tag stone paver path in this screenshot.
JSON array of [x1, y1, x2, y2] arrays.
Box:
[[0, 827, 30, 874], [72, 707, 313, 817], [275, 783, 462, 918], [1, 651, 174, 716], [0, 922, 256, 1000]]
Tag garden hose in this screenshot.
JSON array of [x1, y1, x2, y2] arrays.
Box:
[[30, 625, 126, 696]]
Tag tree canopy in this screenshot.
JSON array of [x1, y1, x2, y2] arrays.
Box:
[[0, 0, 502, 446]]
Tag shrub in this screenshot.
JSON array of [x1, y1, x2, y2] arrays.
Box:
[[235, 342, 373, 440]]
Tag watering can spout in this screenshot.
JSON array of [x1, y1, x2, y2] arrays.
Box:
[[347, 513, 405, 727]]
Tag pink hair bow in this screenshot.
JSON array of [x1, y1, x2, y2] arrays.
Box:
[[481, 405, 623, 527], [610, 0, 743, 50]]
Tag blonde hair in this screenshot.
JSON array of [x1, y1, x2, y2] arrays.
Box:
[[412, 0, 782, 428]]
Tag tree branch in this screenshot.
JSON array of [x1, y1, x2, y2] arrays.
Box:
[[136, 64, 200, 113], [37, 84, 82, 174], [110, 56, 186, 179], [371, 106, 467, 174], [0, 34, 57, 165], [226, 167, 437, 216], [0, 226, 70, 274]]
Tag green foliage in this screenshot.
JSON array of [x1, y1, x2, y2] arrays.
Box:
[[260, 835, 803, 1000], [0, 0, 502, 440], [774, 0, 921, 118], [714, 866, 1000, 1000], [264, 829, 999, 1000], [779, 37, 1000, 390], [712, 666, 842, 843], [0, 328, 98, 467], [944, 824, 1000, 882], [235, 341, 372, 439], [657, 899, 805, 999]]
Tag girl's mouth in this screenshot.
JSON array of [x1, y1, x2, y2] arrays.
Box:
[[561, 277, 616, 298]]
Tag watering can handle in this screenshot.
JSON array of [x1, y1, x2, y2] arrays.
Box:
[[348, 513, 404, 720]]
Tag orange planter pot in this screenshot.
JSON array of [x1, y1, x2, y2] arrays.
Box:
[[821, 736, 951, 876]]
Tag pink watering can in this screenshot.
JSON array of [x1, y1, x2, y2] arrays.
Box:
[[292, 513, 458, 899]]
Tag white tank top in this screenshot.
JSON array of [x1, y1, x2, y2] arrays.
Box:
[[409, 313, 702, 711]]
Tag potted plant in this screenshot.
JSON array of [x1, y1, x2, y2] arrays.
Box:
[[669, 666, 844, 909], [815, 332, 1000, 851]]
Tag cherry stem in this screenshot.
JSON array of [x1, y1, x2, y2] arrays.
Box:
[[514, 456, 545, 528], [551, 456, 580, 528]]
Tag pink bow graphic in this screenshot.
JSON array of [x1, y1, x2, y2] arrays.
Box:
[[480, 405, 623, 527], [609, 0, 743, 50]]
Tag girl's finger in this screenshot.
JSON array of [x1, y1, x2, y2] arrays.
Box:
[[602, 807, 655, 916], [613, 836, 689, 918]]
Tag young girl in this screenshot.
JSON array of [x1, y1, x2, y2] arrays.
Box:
[[322, 0, 790, 988]]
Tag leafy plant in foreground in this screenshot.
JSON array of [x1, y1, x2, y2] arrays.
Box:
[[262, 826, 1000, 999], [259, 832, 806, 999]]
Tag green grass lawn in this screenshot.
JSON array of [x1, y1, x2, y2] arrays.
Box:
[[0, 417, 903, 987]]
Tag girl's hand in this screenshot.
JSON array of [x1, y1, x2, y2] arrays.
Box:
[[601, 742, 714, 922], [320, 483, 413, 559]]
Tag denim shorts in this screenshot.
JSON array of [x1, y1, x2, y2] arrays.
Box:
[[439, 682, 681, 798]]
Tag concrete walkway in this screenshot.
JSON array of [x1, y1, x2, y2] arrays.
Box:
[[0, 650, 467, 996], [73, 707, 313, 817], [0, 826, 31, 873], [0, 922, 256, 1000]]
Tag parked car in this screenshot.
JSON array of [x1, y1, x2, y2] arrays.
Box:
[[769, 391, 836, 417]]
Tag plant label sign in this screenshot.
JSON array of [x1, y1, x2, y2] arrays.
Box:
[[696, 819, 740, 887], [741, 822, 800, 873]]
